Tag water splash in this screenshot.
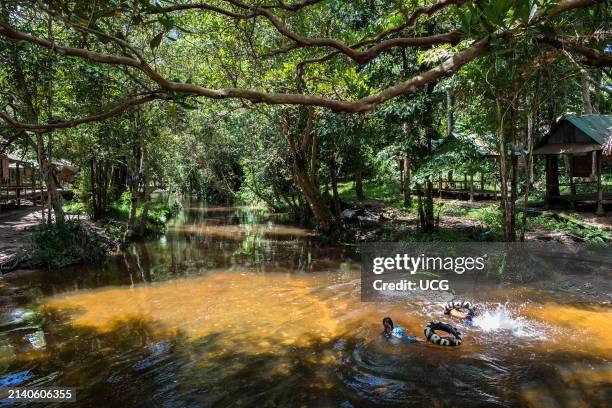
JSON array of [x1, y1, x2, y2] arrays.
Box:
[[472, 304, 550, 339]]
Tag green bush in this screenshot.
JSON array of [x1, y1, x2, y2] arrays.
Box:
[[29, 220, 111, 268], [533, 215, 609, 243], [62, 200, 88, 215]]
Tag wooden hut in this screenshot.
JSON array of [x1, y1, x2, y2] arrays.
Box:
[[426, 132, 501, 201], [533, 114, 611, 215], [0, 153, 39, 208]]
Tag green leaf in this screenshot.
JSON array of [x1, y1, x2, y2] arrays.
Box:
[[158, 15, 175, 31]]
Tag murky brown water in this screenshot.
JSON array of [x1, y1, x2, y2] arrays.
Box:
[[0, 202, 610, 407]]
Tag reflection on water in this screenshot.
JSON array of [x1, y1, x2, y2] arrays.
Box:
[[0, 201, 610, 407]]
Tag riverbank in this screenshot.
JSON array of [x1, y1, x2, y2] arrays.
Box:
[[0, 207, 45, 268], [0, 199, 175, 272], [336, 181, 611, 244]]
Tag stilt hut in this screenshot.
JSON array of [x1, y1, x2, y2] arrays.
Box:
[[533, 114, 611, 215], [0, 153, 39, 208]]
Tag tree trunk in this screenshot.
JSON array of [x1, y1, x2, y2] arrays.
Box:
[[355, 160, 364, 201], [402, 156, 411, 207], [138, 143, 151, 235], [496, 97, 511, 241], [330, 156, 341, 216], [287, 108, 337, 233], [581, 73, 593, 114], [508, 109, 518, 242], [424, 179, 435, 232], [293, 161, 336, 232], [593, 71, 601, 114], [446, 85, 454, 137], [520, 102, 535, 241]]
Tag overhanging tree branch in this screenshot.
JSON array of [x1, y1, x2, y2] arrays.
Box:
[[0, 93, 170, 132], [535, 35, 612, 67], [150, 0, 467, 64], [0, 19, 492, 114], [0, 0, 600, 129]]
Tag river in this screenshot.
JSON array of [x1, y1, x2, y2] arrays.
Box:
[[0, 202, 610, 407]]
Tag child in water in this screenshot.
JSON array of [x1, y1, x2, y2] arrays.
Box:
[[449, 309, 475, 327], [382, 317, 424, 343]]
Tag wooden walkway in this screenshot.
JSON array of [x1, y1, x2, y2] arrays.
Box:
[[0, 188, 72, 207], [433, 188, 498, 200]]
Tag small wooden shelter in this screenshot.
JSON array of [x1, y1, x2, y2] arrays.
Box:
[[0, 153, 39, 208], [426, 132, 501, 201], [533, 114, 611, 214]]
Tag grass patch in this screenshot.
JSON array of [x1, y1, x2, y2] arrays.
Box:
[[531, 213, 609, 243], [62, 200, 88, 215], [338, 180, 404, 208]]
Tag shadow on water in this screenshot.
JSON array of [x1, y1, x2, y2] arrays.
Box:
[[1, 306, 610, 408], [0, 203, 610, 407]]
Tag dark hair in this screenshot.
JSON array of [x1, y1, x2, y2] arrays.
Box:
[[382, 317, 394, 334]]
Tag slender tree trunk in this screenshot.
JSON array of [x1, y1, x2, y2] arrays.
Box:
[[355, 125, 364, 201], [446, 85, 454, 137], [310, 123, 318, 192], [592, 71, 601, 114], [139, 143, 151, 235], [355, 161, 364, 201], [402, 156, 411, 207], [90, 157, 98, 219], [425, 179, 435, 231], [581, 73, 593, 114], [508, 109, 518, 241], [496, 97, 510, 241], [330, 156, 341, 216], [520, 102, 535, 241]]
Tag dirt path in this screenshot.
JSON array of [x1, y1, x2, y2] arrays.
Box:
[[0, 207, 45, 265]]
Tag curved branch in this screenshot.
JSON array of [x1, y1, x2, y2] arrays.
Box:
[[535, 35, 612, 67], [0, 93, 169, 132], [268, 30, 465, 64], [262, 0, 324, 11], [37, 2, 145, 63], [0, 17, 491, 115], [150, 0, 467, 64], [0, 0, 598, 125]]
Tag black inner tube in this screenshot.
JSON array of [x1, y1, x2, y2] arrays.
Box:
[[444, 300, 476, 317], [424, 321, 463, 346]]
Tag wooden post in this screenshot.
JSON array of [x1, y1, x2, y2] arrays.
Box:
[[448, 170, 453, 189], [568, 154, 576, 210], [480, 173, 484, 191], [463, 173, 468, 191], [0, 158, 3, 212], [16, 162, 21, 207], [545, 154, 560, 210], [30, 170, 35, 205], [469, 174, 475, 201], [596, 150, 604, 215]]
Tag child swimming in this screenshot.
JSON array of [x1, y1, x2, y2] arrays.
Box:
[[449, 308, 475, 327], [382, 317, 424, 343]]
